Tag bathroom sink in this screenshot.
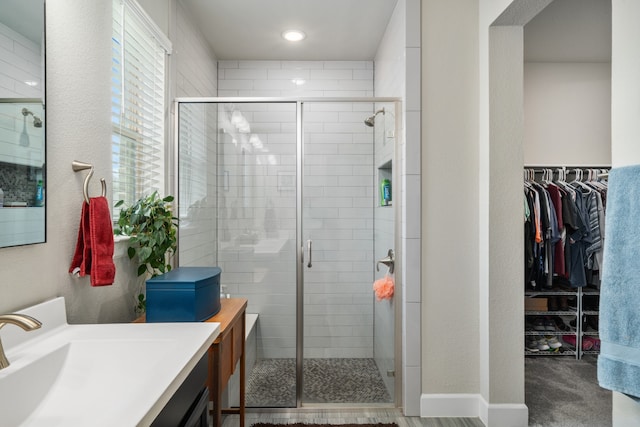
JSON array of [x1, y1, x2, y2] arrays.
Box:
[[0, 298, 220, 426]]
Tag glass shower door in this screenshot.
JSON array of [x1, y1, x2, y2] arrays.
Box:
[[300, 101, 395, 405], [178, 99, 396, 408], [178, 101, 299, 407]]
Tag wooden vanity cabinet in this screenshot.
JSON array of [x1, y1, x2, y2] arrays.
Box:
[[206, 298, 247, 427]]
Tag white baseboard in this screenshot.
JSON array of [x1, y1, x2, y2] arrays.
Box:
[[479, 396, 528, 427], [421, 394, 480, 418], [421, 393, 528, 427]]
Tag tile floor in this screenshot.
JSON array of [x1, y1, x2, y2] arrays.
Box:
[[220, 409, 484, 427]]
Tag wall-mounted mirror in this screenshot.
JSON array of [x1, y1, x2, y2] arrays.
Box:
[[0, 0, 46, 247]]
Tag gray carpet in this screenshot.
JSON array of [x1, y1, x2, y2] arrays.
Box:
[[526, 356, 611, 426], [247, 358, 392, 407]]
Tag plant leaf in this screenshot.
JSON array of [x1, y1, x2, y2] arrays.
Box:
[[138, 246, 152, 262], [137, 264, 148, 276]]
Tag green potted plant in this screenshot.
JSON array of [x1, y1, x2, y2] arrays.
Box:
[[114, 191, 179, 313]]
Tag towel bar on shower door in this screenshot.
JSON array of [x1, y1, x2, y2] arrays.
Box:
[[72, 160, 107, 204]]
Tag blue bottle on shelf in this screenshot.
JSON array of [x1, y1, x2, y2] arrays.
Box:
[[35, 180, 44, 207]]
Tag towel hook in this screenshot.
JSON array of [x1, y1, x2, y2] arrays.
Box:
[[376, 249, 395, 274], [72, 160, 106, 204]]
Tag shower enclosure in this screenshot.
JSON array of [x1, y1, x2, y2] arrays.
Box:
[[176, 98, 399, 408]]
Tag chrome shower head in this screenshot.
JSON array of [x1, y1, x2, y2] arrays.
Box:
[[22, 108, 43, 128], [364, 108, 385, 127]]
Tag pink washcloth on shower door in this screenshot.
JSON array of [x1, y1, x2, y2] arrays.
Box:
[[373, 275, 394, 301]]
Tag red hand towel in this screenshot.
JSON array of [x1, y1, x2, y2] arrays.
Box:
[[89, 197, 116, 286], [69, 202, 91, 277], [69, 197, 115, 286]]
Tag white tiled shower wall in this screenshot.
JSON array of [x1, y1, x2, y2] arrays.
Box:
[[302, 100, 376, 358], [175, 0, 218, 268], [217, 60, 379, 359], [218, 60, 374, 98], [0, 22, 45, 241], [0, 22, 42, 98], [373, 0, 406, 400]]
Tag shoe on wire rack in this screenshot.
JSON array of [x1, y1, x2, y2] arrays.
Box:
[[545, 336, 563, 349], [526, 338, 540, 352], [544, 318, 556, 332], [553, 316, 570, 331], [563, 335, 594, 351], [536, 338, 550, 351], [583, 336, 601, 351], [533, 317, 546, 331]]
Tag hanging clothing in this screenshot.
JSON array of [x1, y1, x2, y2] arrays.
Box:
[[524, 169, 608, 290]]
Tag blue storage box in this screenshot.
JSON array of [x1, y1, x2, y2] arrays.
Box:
[[146, 267, 221, 322]]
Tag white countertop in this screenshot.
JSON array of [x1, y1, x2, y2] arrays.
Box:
[[0, 297, 220, 427]]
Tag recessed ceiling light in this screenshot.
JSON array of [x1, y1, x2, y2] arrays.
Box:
[[282, 30, 306, 42]]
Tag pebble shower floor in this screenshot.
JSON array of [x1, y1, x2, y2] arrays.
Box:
[[246, 358, 392, 406]]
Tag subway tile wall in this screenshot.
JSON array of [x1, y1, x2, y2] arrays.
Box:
[[217, 61, 377, 359], [175, 0, 219, 268], [218, 60, 373, 98], [0, 22, 43, 98], [302, 100, 375, 358], [0, 23, 45, 204]]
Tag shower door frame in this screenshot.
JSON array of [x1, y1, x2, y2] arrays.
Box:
[[174, 97, 403, 408]]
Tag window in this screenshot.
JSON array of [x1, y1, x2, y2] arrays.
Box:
[[111, 0, 171, 219]]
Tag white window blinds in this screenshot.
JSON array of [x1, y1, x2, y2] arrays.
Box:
[[178, 103, 210, 219], [111, 0, 171, 217]]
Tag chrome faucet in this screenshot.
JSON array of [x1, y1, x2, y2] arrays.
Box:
[[0, 314, 42, 369]]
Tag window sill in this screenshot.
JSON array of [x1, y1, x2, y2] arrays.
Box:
[[113, 234, 132, 259]]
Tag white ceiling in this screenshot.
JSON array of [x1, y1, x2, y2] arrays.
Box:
[[182, 0, 610, 63], [181, 0, 399, 61], [1, 0, 611, 66]]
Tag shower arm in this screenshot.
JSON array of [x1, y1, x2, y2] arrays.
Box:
[[22, 108, 42, 126]]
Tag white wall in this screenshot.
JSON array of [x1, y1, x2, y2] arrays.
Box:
[[0, 0, 221, 324], [420, 0, 480, 404], [477, 1, 552, 426], [524, 62, 611, 166]]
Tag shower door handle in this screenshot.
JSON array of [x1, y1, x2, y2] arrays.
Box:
[[306, 239, 312, 268]]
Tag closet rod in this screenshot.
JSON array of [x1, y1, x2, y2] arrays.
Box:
[[523, 164, 612, 169], [524, 166, 610, 178]]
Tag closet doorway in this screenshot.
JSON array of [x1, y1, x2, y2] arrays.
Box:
[[488, 0, 612, 425], [522, 0, 612, 425]]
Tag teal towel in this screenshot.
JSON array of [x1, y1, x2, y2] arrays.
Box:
[[598, 165, 640, 399]]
